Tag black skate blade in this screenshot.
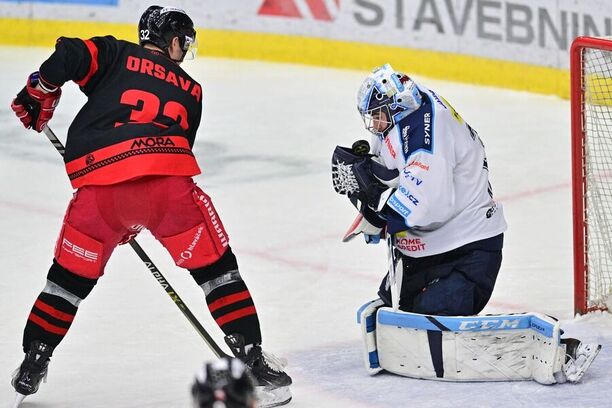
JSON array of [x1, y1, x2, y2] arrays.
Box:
[[255, 385, 292, 408], [13, 393, 26, 408]]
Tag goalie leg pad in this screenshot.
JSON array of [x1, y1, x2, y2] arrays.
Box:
[[362, 307, 566, 384], [357, 299, 385, 375]]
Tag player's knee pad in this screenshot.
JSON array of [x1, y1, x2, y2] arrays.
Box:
[[44, 260, 98, 306], [55, 221, 104, 279]]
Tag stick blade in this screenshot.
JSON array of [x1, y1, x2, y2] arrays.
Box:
[[13, 393, 26, 408], [342, 213, 364, 242]]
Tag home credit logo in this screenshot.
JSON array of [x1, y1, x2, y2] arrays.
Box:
[[258, 0, 340, 22]]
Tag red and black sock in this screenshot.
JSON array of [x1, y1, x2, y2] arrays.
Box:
[[22, 260, 97, 352], [190, 248, 262, 345]]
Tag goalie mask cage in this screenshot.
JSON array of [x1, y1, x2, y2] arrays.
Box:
[[571, 36, 612, 315]]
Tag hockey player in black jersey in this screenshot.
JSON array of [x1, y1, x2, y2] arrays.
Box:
[[10, 6, 291, 407]]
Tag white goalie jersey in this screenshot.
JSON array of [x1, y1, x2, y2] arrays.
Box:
[[373, 84, 507, 257]]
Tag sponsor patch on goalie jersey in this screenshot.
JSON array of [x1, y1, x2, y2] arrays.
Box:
[[395, 235, 426, 252], [402, 169, 423, 186], [388, 195, 411, 219], [384, 135, 397, 159], [407, 160, 429, 171], [398, 94, 434, 161], [397, 185, 419, 206]]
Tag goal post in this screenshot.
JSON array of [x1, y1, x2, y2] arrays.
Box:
[[570, 36, 612, 315]]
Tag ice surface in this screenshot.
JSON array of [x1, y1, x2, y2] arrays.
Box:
[[0, 47, 610, 407]]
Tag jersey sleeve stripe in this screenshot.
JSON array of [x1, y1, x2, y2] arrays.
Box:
[[75, 39, 99, 87]]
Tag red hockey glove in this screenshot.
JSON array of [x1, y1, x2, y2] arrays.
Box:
[[11, 72, 61, 132]]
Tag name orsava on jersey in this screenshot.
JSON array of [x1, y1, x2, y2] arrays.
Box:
[[126, 55, 201, 102]]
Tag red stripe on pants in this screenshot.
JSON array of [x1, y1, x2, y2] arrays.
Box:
[[28, 313, 69, 335], [215, 306, 257, 327]]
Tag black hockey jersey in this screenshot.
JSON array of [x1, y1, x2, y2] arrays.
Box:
[[39, 36, 202, 188]]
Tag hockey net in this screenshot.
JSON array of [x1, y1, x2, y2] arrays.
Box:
[[571, 36, 612, 314]]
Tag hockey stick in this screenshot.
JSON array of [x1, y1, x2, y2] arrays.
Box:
[[386, 234, 403, 311], [42, 126, 230, 358]]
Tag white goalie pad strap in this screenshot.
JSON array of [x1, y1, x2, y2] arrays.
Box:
[[357, 299, 385, 375], [373, 308, 564, 384]]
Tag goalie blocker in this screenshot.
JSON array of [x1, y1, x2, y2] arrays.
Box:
[[358, 300, 601, 384]]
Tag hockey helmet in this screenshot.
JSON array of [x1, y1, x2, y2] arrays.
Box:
[[138, 5, 197, 61], [191, 358, 256, 408], [357, 64, 422, 137]]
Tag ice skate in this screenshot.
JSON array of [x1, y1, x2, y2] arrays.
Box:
[[225, 334, 292, 407], [561, 338, 602, 383], [11, 341, 53, 406]]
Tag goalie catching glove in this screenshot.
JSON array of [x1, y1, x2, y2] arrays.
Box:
[[11, 72, 61, 133], [331, 142, 399, 208], [332, 141, 399, 243]]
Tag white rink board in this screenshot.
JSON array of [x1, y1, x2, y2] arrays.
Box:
[[2, 0, 612, 69]]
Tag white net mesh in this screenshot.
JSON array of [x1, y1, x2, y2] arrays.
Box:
[[581, 45, 612, 310]]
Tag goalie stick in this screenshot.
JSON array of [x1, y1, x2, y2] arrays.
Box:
[[386, 234, 403, 311], [41, 126, 231, 359]]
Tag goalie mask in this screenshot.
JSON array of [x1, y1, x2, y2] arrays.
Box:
[[138, 5, 197, 62], [357, 64, 422, 137]]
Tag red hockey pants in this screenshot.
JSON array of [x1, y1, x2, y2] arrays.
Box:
[[54, 176, 230, 278]]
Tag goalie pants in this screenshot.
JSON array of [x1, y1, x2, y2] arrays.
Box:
[[378, 233, 503, 315], [22, 176, 261, 352]]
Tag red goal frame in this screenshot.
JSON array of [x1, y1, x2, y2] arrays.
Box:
[[570, 36, 612, 315]]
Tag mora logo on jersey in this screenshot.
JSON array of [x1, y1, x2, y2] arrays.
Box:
[[130, 137, 176, 149]]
